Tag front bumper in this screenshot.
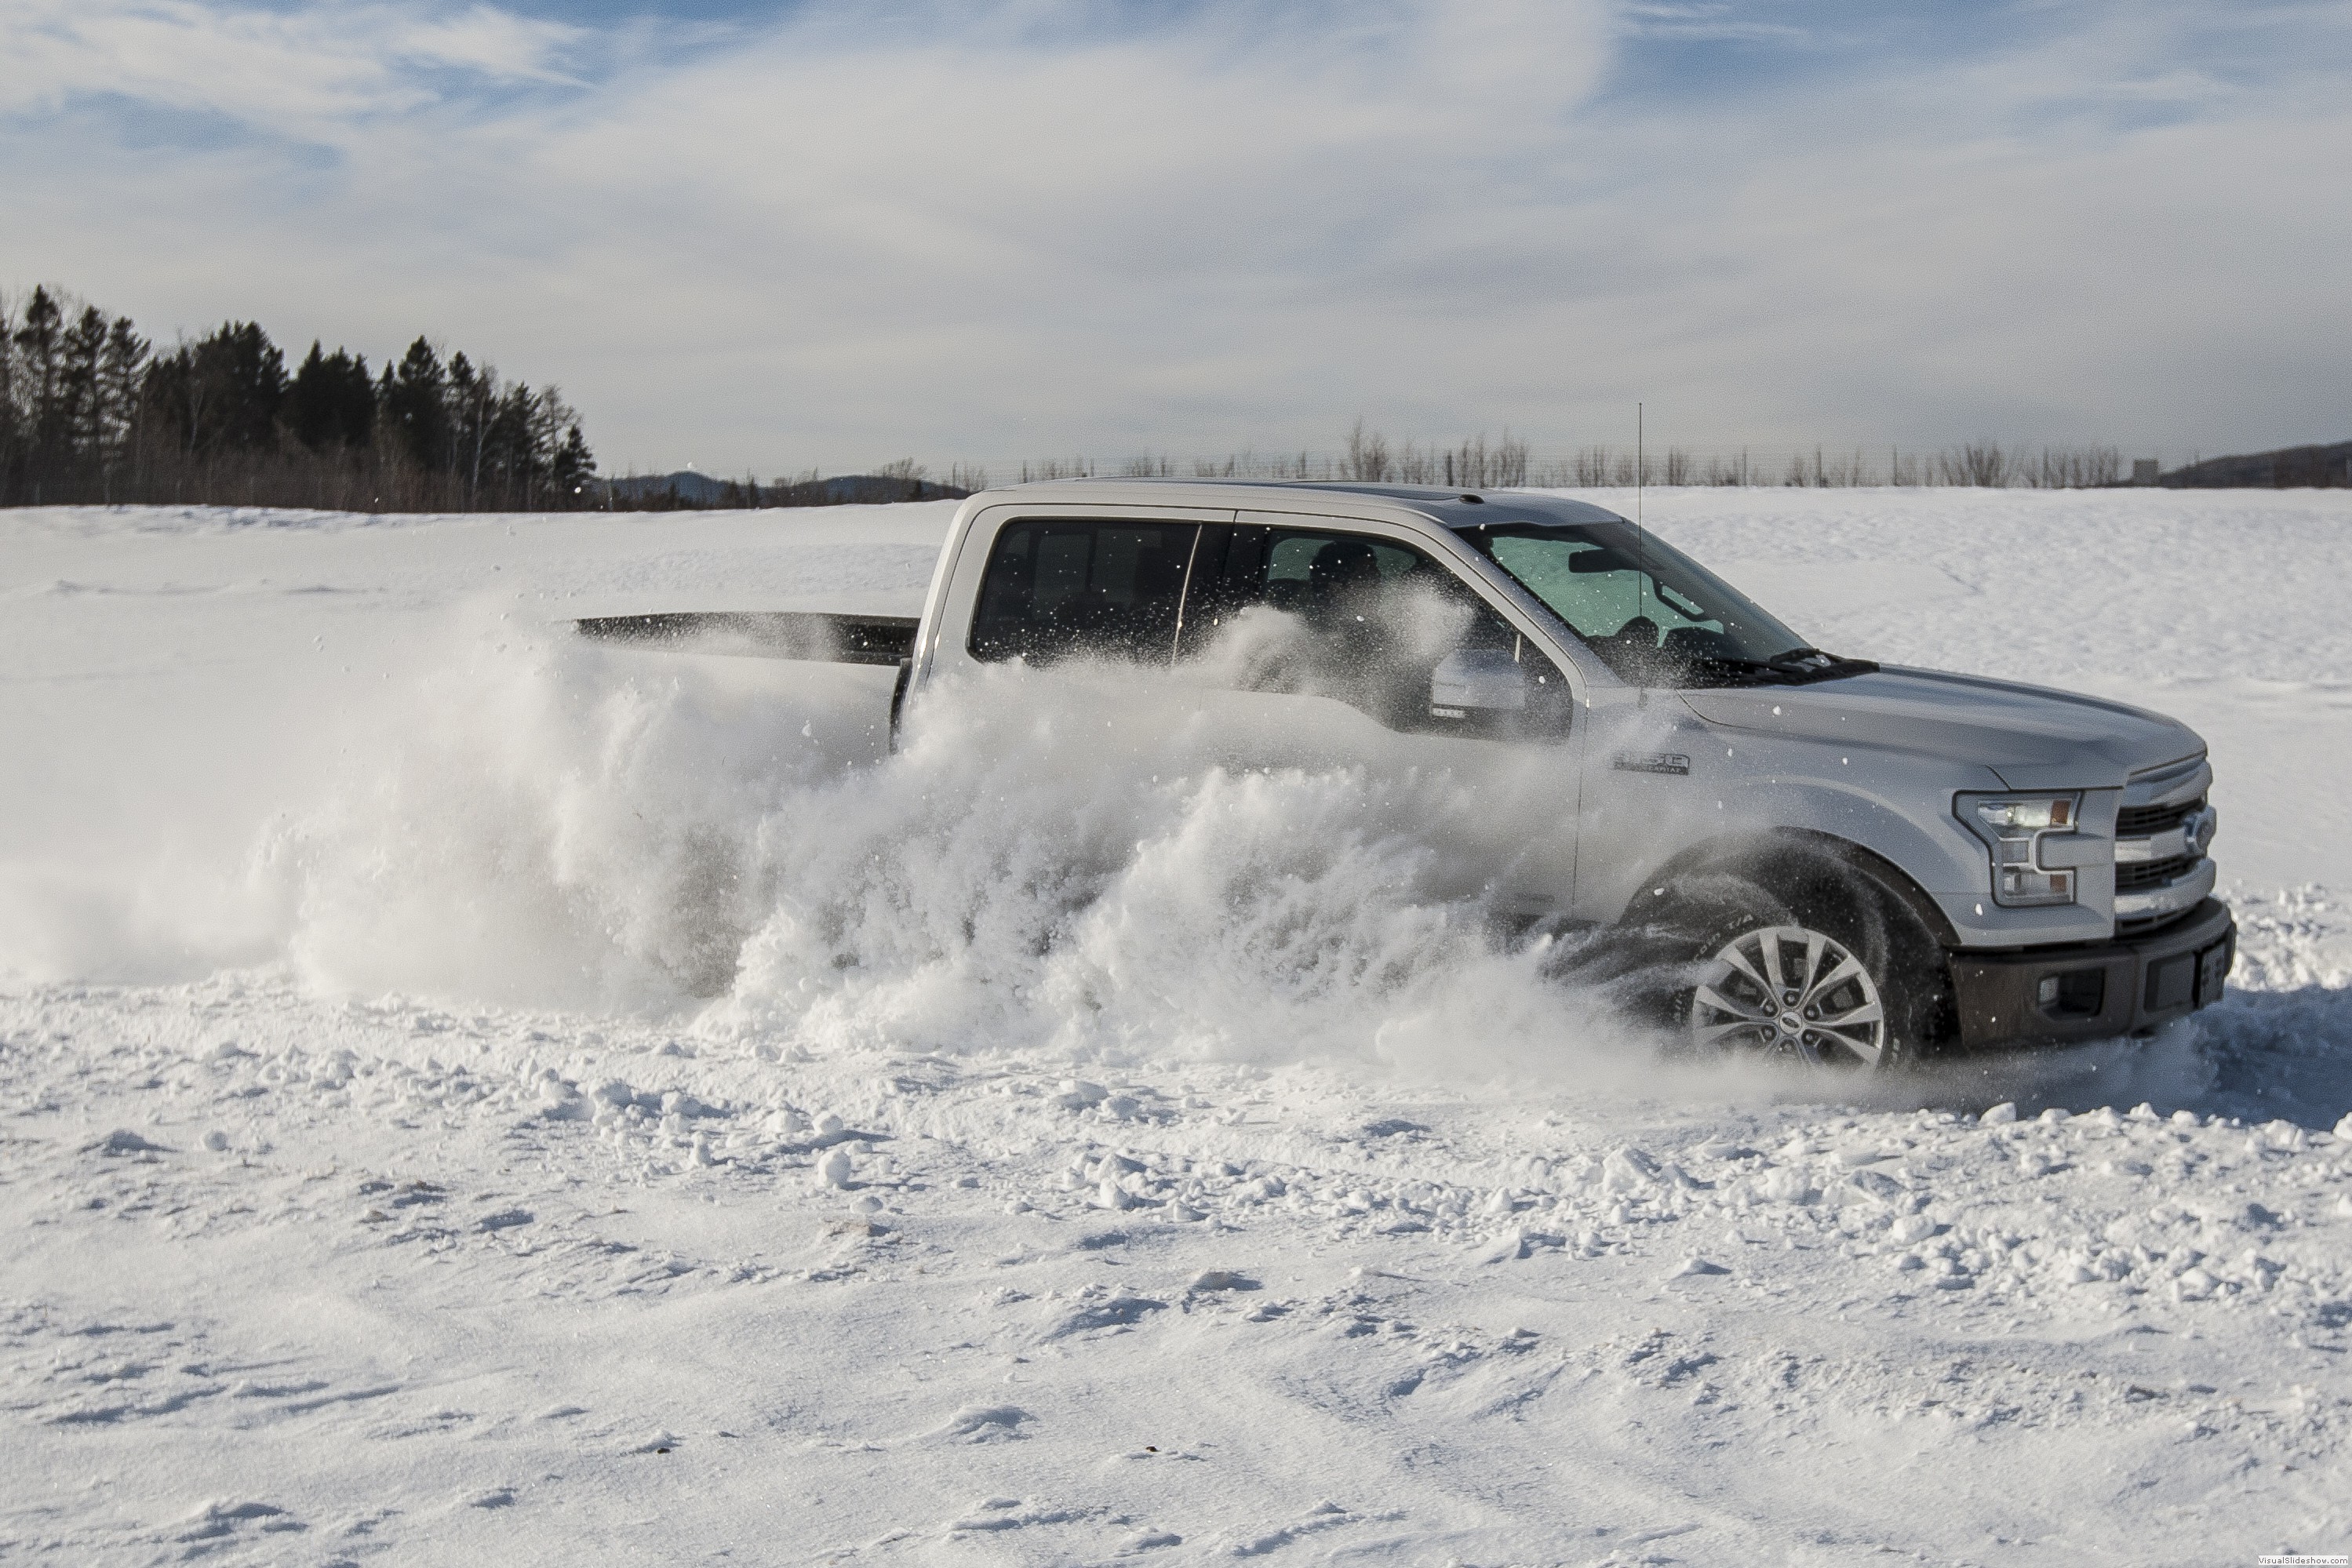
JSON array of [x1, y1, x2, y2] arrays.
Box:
[[1946, 897, 2236, 1050]]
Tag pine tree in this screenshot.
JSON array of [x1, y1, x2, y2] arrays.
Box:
[[16, 288, 66, 461], [552, 421, 595, 499], [287, 342, 375, 451], [383, 337, 452, 472], [334, 351, 374, 448], [60, 306, 110, 471], [288, 342, 336, 449], [97, 316, 150, 471]]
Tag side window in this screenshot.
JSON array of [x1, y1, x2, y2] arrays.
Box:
[[1178, 524, 1569, 739], [970, 519, 1201, 666]]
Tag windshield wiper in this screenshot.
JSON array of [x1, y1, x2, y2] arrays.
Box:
[[1610, 646, 1879, 689], [1761, 646, 1878, 682], [1643, 647, 1880, 688]]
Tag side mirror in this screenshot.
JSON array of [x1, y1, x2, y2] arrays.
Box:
[[1429, 647, 1527, 719]]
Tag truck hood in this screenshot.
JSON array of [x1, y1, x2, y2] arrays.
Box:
[[1676, 666, 2204, 791]]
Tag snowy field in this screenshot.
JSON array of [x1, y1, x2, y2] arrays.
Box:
[[3, 488, 2350, 1565]]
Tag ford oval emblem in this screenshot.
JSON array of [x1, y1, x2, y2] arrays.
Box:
[[2185, 806, 2218, 857]]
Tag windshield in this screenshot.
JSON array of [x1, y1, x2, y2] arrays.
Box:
[[1459, 521, 1855, 687]]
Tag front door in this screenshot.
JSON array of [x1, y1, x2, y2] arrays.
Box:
[[1170, 515, 1582, 915]]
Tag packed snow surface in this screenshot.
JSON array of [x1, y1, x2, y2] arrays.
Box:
[[2, 489, 2349, 1564]]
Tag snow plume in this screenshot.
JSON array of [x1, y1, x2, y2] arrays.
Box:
[[0, 607, 1638, 1079], [0, 605, 830, 1000], [712, 671, 1630, 1076], [274, 615, 841, 1010], [293, 618, 1647, 1076]]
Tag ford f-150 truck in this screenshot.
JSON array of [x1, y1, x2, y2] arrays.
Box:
[[582, 479, 2235, 1068]]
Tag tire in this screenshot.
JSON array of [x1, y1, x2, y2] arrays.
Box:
[[1637, 857, 1950, 1070]]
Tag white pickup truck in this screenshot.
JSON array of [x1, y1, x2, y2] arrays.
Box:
[[583, 479, 2235, 1069]]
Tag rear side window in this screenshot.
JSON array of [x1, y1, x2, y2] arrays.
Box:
[[969, 519, 1201, 665]]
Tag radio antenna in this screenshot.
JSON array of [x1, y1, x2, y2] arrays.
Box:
[[1634, 401, 1648, 706]]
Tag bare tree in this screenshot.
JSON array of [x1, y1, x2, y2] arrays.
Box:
[[1940, 442, 2015, 487], [1495, 431, 1529, 487], [2023, 444, 2122, 488]]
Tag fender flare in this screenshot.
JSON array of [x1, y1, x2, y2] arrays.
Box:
[[1627, 828, 1961, 949]]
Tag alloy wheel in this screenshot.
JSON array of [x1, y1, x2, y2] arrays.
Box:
[[1689, 924, 1888, 1068]]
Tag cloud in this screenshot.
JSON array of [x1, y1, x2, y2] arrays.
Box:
[[1619, 4, 1808, 44], [0, 0, 581, 137], [2, 0, 2347, 471]]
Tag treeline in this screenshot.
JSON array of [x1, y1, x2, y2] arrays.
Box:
[[0, 284, 595, 511], [1074, 427, 2135, 489], [2161, 441, 2352, 489]]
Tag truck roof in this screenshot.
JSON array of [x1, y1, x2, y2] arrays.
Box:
[[982, 477, 1628, 531]]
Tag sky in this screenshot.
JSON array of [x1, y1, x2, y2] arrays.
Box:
[[3, 0, 2348, 476]]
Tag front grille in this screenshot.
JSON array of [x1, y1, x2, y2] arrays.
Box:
[[2117, 795, 2205, 839], [2117, 853, 2197, 892]]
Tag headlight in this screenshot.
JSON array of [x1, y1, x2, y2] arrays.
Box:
[[1956, 792, 2082, 907]]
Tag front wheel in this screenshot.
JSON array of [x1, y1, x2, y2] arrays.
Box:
[[1642, 864, 1950, 1070], [1690, 922, 1891, 1067]]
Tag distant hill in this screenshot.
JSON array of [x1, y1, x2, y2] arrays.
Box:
[[601, 470, 734, 504], [597, 471, 972, 508], [2163, 441, 2352, 489]]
